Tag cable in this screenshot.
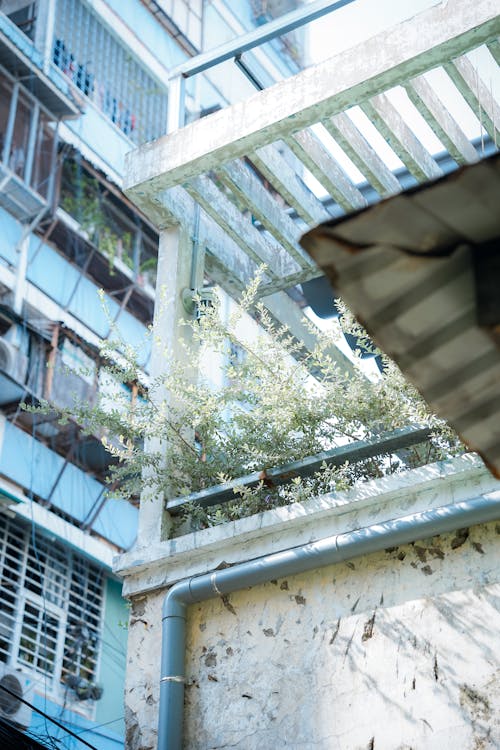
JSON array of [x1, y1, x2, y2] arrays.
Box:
[[0, 684, 98, 750], [73, 715, 124, 735], [23, 302, 52, 740]]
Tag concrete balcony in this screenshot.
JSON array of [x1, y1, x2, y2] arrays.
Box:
[[0, 10, 79, 119]]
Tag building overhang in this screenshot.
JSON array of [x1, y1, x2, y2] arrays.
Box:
[[301, 153, 500, 477], [0, 13, 79, 119]]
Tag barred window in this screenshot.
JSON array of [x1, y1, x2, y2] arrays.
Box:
[[53, 0, 168, 144], [0, 513, 104, 691]]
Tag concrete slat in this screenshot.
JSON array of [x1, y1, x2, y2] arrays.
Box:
[[323, 112, 401, 197], [218, 160, 313, 268], [250, 144, 330, 225], [186, 175, 300, 279], [362, 93, 443, 182], [445, 54, 500, 145], [407, 75, 479, 165], [287, 128, 367, 212]]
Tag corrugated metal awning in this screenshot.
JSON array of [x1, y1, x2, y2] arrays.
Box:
[[301, 153, 500, 477]]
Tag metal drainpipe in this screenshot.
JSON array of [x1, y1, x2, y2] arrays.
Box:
[[158, 492, 500, 750]]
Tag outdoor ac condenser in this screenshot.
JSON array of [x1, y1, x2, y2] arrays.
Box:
[[0, 337, 28, 385], [0, 664, 33, 729]]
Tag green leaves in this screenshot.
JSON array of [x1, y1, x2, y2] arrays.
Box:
[[33, 270, 462, 535]]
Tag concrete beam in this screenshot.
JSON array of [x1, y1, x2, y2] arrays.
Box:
[[151, 186, 350, 374], [286, 129, 367, 211], [322, 112, 402, 197], [362, 93, 443, 182], [445, 54, 500, 144], [250, 144, 330, 225], [218, 160, 313, 268], [185, 175, 300, 279], [407, 75, 479, 165], [487, 38, 500, 65], [124, 0, 500, 197]]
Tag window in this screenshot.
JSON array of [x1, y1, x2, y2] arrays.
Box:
[[0, 514, 104, 690], [60, 338, 96, 386], [0, 74, 57, 199], [53, 0, 168, 144]]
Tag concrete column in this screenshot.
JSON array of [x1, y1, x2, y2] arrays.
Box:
[[136, 221, 203, 546], [34, 0, 56, 73], [13, 232, 29, 316]]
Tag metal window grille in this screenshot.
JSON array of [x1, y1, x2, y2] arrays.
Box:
[[62, 558, 103, 684], [52, 0, 168, 144], [0, 513, 104, 689]]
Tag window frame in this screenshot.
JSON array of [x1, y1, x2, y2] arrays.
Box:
[[0, 512, 105, 714]]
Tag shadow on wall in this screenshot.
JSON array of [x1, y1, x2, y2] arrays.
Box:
[[179, 521, 500, 750]]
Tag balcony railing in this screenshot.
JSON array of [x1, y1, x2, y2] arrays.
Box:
[[0, 73, 58, 220]]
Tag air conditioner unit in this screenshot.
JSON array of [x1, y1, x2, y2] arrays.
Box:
[[0, 664, 33, 730], [0, 338, 28, 384]]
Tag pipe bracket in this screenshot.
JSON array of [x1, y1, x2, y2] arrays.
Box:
[[211, 572, 223, 596], [160, 676, 185, 684]]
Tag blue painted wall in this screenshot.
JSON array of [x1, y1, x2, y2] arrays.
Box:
[[65, 103, 134, 182], [30, 679, 124, 749], [0, 421, 138, 549], [106, 0, 189, 68], [0, 207, 152, 368], [95, 577, 129, 739]]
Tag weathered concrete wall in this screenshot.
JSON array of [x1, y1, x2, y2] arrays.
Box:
[[120, 458, 500, 748], [124, 518, 500, 750]]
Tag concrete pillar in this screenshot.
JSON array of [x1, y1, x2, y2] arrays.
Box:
[[13, 232, 29, 316], [136, 221, 204, 546], [34, 0, 56, 73]]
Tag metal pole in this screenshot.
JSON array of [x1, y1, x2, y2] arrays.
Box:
[[166, 75, 186, 134], [3, 82, 19, 166], [168, 0, 356, 80], [24, 101, 40, 186]]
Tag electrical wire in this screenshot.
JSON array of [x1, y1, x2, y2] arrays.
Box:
[[0, 683, 98, 749], [23, 303, 52, 741], [73, 715, 124, 735]]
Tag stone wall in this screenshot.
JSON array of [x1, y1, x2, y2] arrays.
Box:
[[119, 458, 500, 749]]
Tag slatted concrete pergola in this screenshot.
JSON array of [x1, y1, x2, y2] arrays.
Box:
[[123, 0, 500, 539]]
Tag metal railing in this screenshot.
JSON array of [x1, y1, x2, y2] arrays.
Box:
[[166, 0, 356, 132], [53, 0, 168, 144], [166, 425, 433, 514]]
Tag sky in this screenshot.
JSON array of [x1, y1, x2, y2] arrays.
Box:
[[307, 0, 440, 63]]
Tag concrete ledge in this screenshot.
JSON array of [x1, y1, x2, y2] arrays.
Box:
[[115, 454, 500, 597]]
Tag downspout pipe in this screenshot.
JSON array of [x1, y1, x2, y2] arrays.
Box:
[[159, 492, 500, 750]]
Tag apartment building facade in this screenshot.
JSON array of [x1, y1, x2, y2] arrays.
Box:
[[0, 1, 305, 747]]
